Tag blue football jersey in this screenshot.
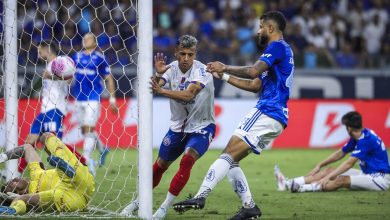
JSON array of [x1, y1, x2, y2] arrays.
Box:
[[71, 50, 110, 101], [256, 39, 294, 127], [342, 128, 390, 174]]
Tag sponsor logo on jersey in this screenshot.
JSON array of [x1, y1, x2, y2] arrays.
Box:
[[352, 150, 361, 154], [76, 68, 96, 75], [261, 71, 268, 79]]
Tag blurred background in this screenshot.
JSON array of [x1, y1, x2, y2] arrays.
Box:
[[1, 0, 389, 68], [0, 0, 389, 148]]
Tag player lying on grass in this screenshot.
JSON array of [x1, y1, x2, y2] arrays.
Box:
[[0, 132, 95, 215], [121, 35, 215, 219], [274, 111, 390, 193]]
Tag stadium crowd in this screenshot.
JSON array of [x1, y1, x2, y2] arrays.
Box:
[[8, 0, 390, 68]]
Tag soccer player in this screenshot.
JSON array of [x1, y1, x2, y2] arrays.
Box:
[[17, 42, 69, 174], [274, 111, 390, 193], [0, 132, 95, 215], [72, 33, 118, 175], [173, 11, 293, 220], [121, 35, 215, 219]]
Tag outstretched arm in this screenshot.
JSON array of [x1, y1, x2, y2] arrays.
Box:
[[317, 156, 358, 187], [150, 78, 203, 102], [307, 149, 346, 176], [212, 72, 262, 93], [0, 144, 41, 164], [207, 60, 268, 79]]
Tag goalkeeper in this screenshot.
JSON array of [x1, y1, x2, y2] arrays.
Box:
[[0, 132, 95, 215]]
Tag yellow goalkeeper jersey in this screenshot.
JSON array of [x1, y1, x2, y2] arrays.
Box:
[[28, 162, 60, 194]]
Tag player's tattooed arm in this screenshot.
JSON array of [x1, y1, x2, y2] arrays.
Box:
[[207, 60, 268, 79], [213, 72, 262, 93]]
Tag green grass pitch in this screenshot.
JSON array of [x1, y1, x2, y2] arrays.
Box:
[[94, 148, 390, 220], [1, 148, 390, 219]]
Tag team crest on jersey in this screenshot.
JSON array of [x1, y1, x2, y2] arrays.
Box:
[[206, 169, 215, 182], [179, 81, 190, 91], [234, 179, 247, 193], [261, 71, 268, 79], [163, 136, 171, 146]]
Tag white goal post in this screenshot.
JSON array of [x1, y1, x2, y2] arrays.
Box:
[[137, 0, 153, 219], [1, 0, 153, 218], [4, 0, 19, 181]]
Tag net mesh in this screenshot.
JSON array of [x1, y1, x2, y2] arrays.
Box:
[[1, 0, 139, 217]]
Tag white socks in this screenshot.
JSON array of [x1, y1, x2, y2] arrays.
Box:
[[83, 132, 96, 160], [195, 153, 233, 198], [0, 153, 8, 163], [293, 176, 306, 185], [160, 192, 176, 210], [92, 132, 105, 153], [299, 183, 322, 192], [228, 163, 255, 208]]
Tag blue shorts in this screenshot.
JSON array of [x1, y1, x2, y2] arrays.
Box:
[[159, 124, 216, 161], [30, 109, 65, 138]]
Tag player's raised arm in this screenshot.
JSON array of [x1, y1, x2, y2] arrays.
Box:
[[154, 52, 171, 86], [212, 71, 262, 93], [207, 60, 268, 79]]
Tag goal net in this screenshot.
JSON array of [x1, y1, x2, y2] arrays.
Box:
[[0, 0, 152, 217]]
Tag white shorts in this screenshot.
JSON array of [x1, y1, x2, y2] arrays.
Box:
[[341, 168, 390, 191], [234, 108, 283, 154], [75, 101, 101, 127]]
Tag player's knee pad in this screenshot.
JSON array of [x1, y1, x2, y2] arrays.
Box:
[[219, 153, 234, 166]]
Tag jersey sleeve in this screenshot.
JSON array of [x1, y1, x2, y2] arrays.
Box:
[[161, 67, 172, 85], [341, 138, 356, 153], [190, 66, 210, 88], [259, 41, 285, 68], [350, 139, 371, 161]]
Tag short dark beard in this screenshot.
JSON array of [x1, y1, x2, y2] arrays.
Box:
[[256, 35, 268, 53]]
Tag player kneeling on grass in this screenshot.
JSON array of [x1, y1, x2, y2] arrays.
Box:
[[121, 35, 215, 219], [0, 132, 95, 215], [274, 111, 390, 193]]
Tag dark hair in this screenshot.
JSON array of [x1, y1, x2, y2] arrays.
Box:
[[38, 41, 58, 54], [176, 35, 198, 48], [341, 111, 363, 129], [260, 11, 287, 32]]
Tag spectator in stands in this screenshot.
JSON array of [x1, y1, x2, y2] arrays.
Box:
[[12, 0, 390, 69], [363, 14, 386, 68], [334, 42, 359, 68]]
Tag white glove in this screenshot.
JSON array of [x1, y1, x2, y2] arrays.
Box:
[[0, 153, 8, 163]]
